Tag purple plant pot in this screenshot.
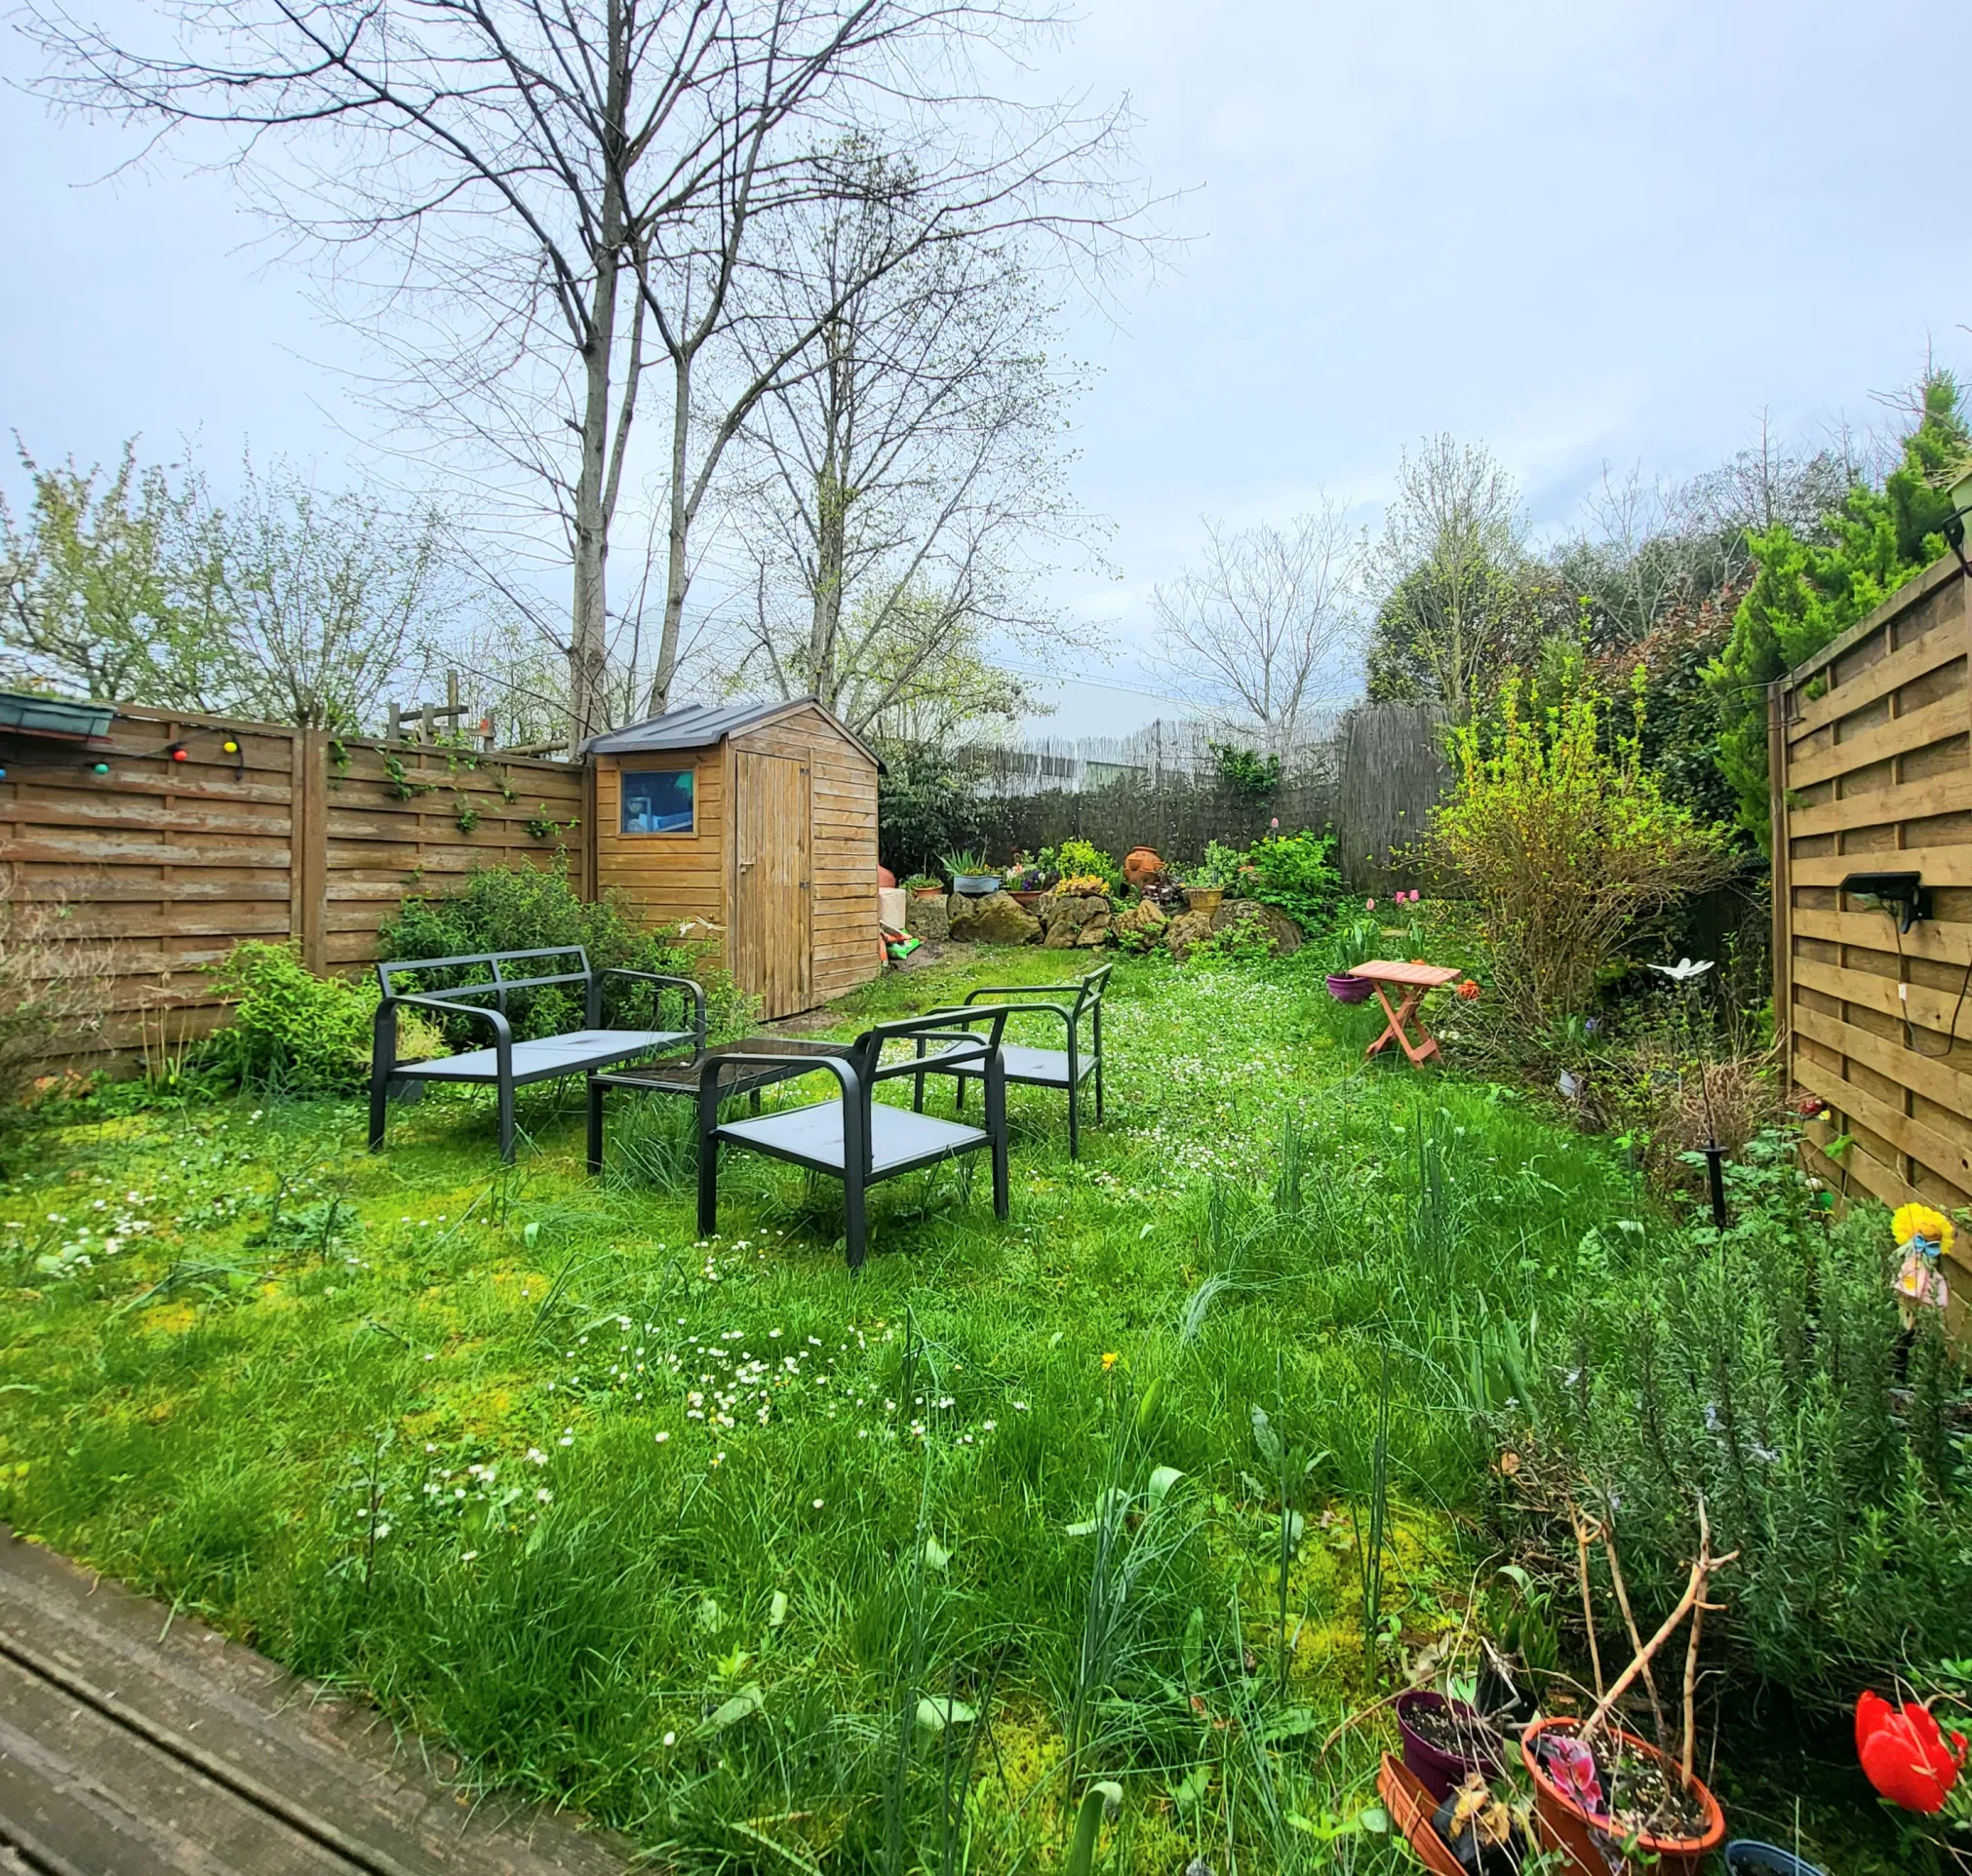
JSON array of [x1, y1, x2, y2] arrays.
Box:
[[1395, 1691, 1502, 1805], [1326, 972, 1375, 1004]]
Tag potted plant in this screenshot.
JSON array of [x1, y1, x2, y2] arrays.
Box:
[[1003, 853, 1047, 908], [1179, 840, 1243, 916], [1520, 1504, 1732, 1874], [1396, 1688, 1506, 1804], [902, 873, 943, 900], [1321, 911, 1383, 1003], [939, 849, 1002, 896]]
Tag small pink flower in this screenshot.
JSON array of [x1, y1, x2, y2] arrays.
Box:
[[1270, 817, 1279, 829], [1365, 898, 1376, 912]]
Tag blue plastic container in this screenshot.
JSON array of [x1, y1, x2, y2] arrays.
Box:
[[1722, 1841, 1827, 1876]]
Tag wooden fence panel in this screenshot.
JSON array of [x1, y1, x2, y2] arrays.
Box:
[[0, 705, 586, 1076], [0, 706, 302, 1074], [319, 741, 586, 972], [1771, 554, 1972, 1267]]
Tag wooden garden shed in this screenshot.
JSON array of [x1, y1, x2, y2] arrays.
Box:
[[585, 698, 885, 1018]]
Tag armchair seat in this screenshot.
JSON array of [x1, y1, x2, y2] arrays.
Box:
[[938, 1042, 1095, 1088], [716, 1104, 986, 1177]]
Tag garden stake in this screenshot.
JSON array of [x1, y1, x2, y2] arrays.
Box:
[[1680, 1501, 1726, 1788], [1569, 1505, 1605, 1700], [1598, 1497, 1670, 1751], [1699, 1062, 1728, 1229]]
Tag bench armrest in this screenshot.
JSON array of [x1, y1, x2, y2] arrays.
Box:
[[602, 969, 706, 1042], [373, 994, 513, 1078], [963, 983, 1084, 1003]]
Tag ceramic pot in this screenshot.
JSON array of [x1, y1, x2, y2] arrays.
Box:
[[1010, 890, 1043, 909], [911, 886, 943, 900], [1521, 1718, 1725, 1876], [1327, 973, 1374, 1003], [1184, 886, 1225, 916], [1395, 1690, 1501, 1805]]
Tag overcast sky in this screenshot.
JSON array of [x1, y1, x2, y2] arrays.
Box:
[[4, 0, 1968, 738]]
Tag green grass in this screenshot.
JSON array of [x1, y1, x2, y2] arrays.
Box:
[[0, 946, 1889, 1872]]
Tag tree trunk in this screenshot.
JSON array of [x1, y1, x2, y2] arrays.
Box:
[[567, 7, 629, 747], [649, 347, 693, 718]]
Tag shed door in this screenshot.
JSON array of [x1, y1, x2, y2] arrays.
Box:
[[734, 752, 812, 1018]]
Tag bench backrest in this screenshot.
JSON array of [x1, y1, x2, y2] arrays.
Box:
[[377, 947, 595, 1014], [850, 1006, 1011, 1087]]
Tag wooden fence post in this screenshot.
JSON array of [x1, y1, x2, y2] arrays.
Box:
[[298, 727, 330, 973], [1767, 681, 1792, 1080]]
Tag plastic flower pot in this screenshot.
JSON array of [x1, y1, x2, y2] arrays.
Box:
[[1395, 1690, 1502, 1804], [1183, 886, 1225, 916], [1326, 973, 1375, 1003], [952, 874, 1002, 896], [1722, 1843, 1827, 1876], [1521, 1717, 1725, 1875], [911, 885, 944, 900]]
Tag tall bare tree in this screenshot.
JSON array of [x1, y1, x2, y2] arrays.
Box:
[[1149, 504, 1362, 757], [719, 149, 1088, 737], [1365, 435, 1530, 716], [27, 0, 1150, 741]]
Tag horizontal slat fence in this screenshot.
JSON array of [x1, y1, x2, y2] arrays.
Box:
[[0, 705, 583, 1076], [1771, 554, 1972, 1283]]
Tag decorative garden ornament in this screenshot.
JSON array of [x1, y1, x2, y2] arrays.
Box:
[[1855, 1690, 1965, 1814], [1891, 1203, 1953, 1326]]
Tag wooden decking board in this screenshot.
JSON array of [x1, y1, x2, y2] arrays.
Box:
[[0, 1532, 627, 1876]]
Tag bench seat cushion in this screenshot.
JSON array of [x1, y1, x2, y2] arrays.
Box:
[[716, 1102, 988, 1176], [394, 1029, 693, 1085], [937, 1043, 1092, 1087]]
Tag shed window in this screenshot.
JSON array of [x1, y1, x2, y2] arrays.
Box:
[[620, 768, 694, 834]]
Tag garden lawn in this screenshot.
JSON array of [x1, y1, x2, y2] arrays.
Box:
[[0, 947, 1649, 1873]]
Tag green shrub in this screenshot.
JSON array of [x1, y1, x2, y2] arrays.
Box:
[[1239, 829, 1340, 930], [1425, 671, 1730, 1023], [376, 863, 748, 1047], [1209, 741, 1282, 801], [1508, 1134, 1972, 1702], [1180, 839, 1245, 891], [196, 941, 434, 1094]]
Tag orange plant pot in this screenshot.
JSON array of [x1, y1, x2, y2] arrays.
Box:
[[1520, 1718, 1724, 1876]]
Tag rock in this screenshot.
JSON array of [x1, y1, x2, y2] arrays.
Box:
[[906, 893, 949, 942], [1163, 909, 1214, 960], [1113, 897, 1166, 950], [1074, 916, 1112, 948], [948, 890, 1041, 946], [1211, 899, 1303, 956]]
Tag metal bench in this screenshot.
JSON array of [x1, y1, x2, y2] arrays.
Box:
[[370, 946, 704, 1162], [695, 1008, 1012, 1270]]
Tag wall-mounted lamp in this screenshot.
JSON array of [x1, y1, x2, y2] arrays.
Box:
[[1840, 869, 1930, 932]]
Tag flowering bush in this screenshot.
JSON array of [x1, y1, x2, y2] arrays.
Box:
[[1052, 839, 1119, 893], [1425, 672, 1732, 1023]]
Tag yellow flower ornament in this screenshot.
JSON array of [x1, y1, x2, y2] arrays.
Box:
[[1892, 1204, 1954, 1323]]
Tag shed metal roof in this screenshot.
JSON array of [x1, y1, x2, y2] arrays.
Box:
[[581, 697, 884, 770], [0, 690, 117, 744]]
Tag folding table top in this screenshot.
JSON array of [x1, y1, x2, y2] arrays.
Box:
[[1346, 959, 1463, 989]]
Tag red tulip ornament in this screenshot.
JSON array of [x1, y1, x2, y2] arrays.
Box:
[[1857, 1691, 1966, 1814]]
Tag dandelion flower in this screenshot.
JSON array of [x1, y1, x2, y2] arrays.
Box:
[[1100, 1351, 1119, 1371]]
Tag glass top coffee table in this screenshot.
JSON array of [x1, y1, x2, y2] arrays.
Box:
[[586, 1036, 853, 1175]]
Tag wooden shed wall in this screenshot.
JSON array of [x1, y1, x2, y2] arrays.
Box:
[[593, 745, 729, 940], [0, 704, 585, 1075], [730, 707, 880, 1002], [1772, 555, 1972, 1260]]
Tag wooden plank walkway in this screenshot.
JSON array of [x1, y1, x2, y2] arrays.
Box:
[[0, 1530, 631, 1876]]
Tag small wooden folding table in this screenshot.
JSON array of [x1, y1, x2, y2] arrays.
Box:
[[1347, 959, 1464, 1067]]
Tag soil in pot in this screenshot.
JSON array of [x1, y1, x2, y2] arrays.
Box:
[[1523, 1719, 1723, 1874], [1397, 1691, 1504, 1804]]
